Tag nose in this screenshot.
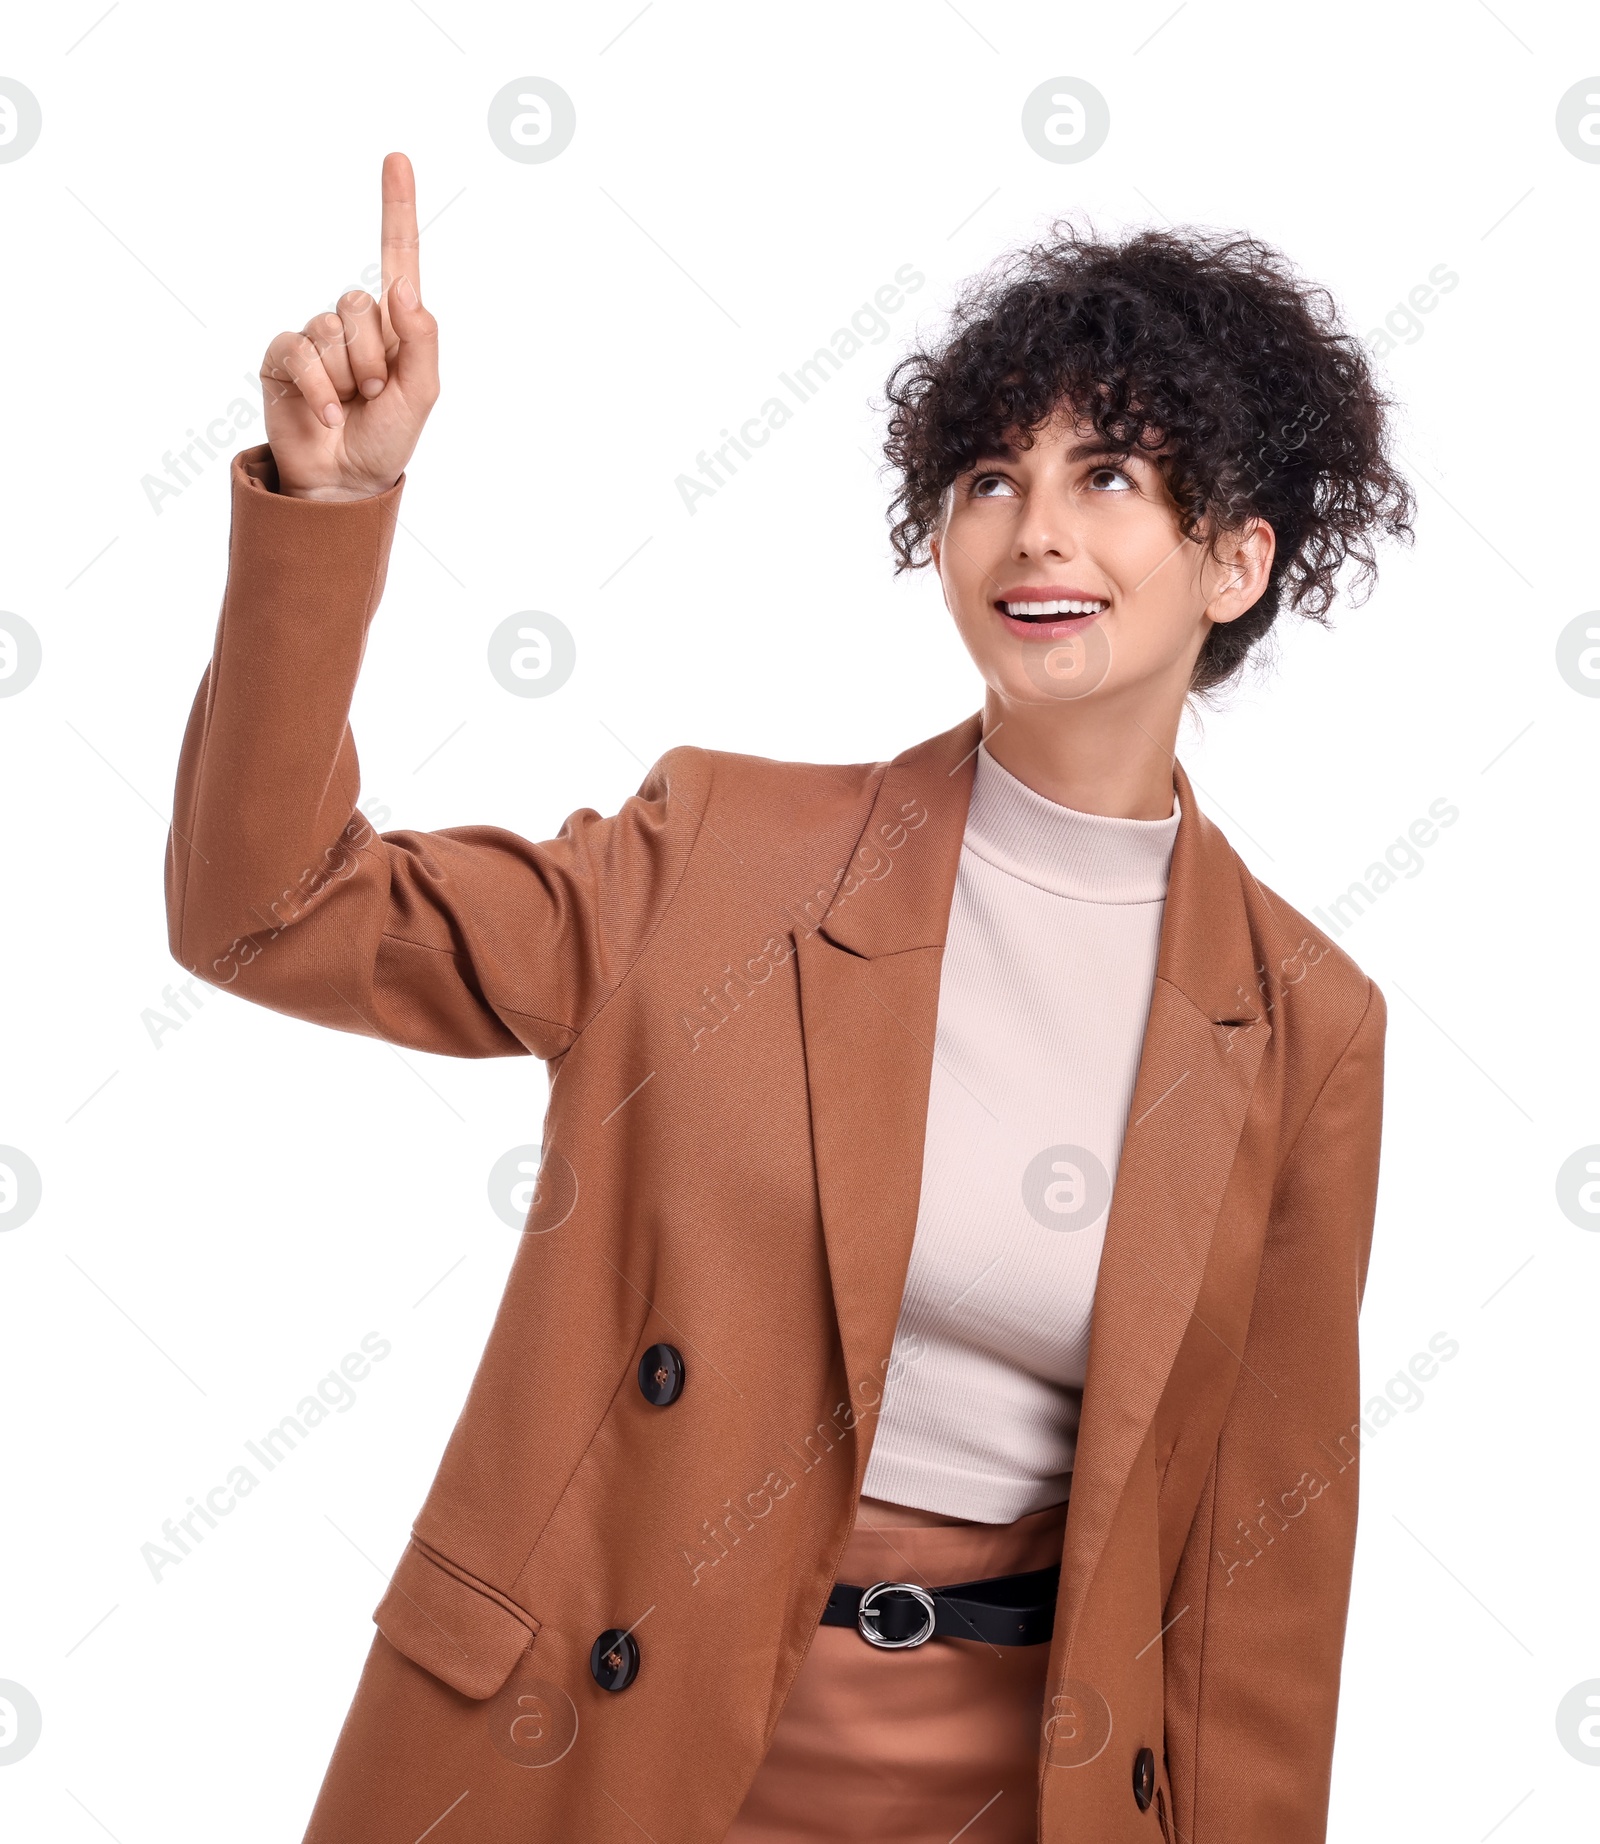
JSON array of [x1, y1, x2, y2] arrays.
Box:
[[1012, 484, 1079, 565]]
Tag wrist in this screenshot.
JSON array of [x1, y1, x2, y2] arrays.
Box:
[[277, 476, 400, 502]]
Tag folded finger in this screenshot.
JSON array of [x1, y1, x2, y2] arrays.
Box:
[[263, 331, 345, 428], [303, 311, 356, 399], [337, 289, 389, 397]]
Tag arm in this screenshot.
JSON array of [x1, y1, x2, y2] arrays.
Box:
[[165, 449, 704, 1058], [1162, 979, 1387, 1842], [165, 153, 703, 1059]]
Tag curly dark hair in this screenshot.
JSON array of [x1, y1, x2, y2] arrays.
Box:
[[881, 221, 1415, 694]]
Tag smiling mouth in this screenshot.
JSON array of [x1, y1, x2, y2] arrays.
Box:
[[996, 597, 1109, 623]]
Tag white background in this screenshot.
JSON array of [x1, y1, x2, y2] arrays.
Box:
[[2, 1, 1597, 1838]]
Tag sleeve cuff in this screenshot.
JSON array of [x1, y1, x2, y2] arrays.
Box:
[[232, 442, 407, 512]]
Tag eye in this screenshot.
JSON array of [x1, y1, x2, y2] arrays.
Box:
[[1087, 464, 1134, 492], [969, 472, 1017, 498]]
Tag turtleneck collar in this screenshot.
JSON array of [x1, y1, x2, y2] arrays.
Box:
[[961, 742, 1181, 904]]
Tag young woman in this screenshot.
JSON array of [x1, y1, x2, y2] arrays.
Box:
[[165, 153, 1411, 1844]]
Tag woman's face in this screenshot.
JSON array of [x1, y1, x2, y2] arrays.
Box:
[[930, 401, 1274, 715]]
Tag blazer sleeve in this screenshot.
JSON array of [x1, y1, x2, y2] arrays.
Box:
[[164, 445, 707, 1059], [1163, 978, 1387, 1843]]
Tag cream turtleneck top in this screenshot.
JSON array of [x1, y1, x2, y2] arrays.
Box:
[[858, 742, 1181, 1524]]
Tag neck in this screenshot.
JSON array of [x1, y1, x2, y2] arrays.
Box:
[[978, 685, 1180, 820]]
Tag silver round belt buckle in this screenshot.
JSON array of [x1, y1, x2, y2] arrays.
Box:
[[856, 1579, 937, 1649]]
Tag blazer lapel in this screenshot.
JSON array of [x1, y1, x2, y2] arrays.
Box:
[[794, 712, 1271, 1592], [793, 713, 982, 1493], [1051, 757, 1272, 1651]]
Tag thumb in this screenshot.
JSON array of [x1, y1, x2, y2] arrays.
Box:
[[387, 274, 439, 396]]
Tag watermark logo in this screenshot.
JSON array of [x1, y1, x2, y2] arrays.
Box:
[[488, 78, 576, 163], [1555, 1147, 1600, 1230], [1021, 78, 1110, 164], [0, 1680, 42, 1764], [489, 1143, 577, 1233], [1021, 1144, 1111, 1232], [0, 79, 41, 164], [1556, 1679, 1600, 1763], [1555, 79, 1600, 162], [0, 612, 42, 697], [488, 611, 577, 698], [1555, 611, 1600, 697], [488, 1144, 544, 1227], [0, 1146, 42, 1232], [486, 1672, 580, 1767], [1043, 1678, 1113, 1766], [1018, 624, 1112, 700]]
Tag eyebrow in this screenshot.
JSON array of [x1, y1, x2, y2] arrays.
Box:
[[972, 438, 1136, 465]]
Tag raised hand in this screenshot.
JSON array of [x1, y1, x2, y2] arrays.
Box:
[[261, 152, 439, 501]]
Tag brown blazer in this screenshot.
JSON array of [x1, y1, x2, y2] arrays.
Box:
[[165, 446, 1386, 1844]]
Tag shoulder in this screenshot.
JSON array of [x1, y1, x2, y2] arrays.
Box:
[[626, 734, 958, 941], [635, 742, 897, 873], [648, 741, 885, 816], [1233, 858, 1386, 1064], [647, 713, 980, 831]]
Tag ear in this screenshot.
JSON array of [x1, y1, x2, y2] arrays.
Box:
[[1204, 516, 1276, 626], [930, 532, 942, 572]]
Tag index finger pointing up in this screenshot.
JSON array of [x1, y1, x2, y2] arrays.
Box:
[[381, 151, 421, 303]]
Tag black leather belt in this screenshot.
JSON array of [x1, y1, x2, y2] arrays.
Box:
[[821, 1564, 1060, 1649]]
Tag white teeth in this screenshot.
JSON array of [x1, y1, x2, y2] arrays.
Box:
[[1003, 598, 1106, 618]]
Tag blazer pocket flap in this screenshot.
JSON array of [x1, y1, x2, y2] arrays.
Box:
[[373, 1536, 539, 1701]]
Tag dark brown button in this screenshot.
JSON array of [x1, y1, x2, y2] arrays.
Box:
[[589, 1627, 639, 1691], [1132, 1744, 1155, 1811], [638, 1342, 685, 1406]]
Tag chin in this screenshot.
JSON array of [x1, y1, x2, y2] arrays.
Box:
[[968, 629, 1118, 708]]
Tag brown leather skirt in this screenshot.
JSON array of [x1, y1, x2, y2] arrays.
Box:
[[724, 1495, 1069, 1843]]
